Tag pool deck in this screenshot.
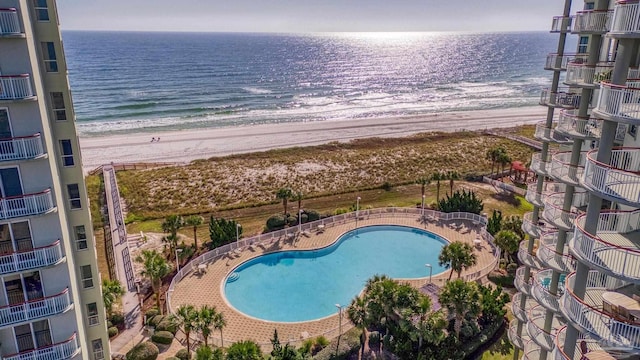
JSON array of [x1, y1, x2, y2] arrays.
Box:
[[169, 215, 496, 348]]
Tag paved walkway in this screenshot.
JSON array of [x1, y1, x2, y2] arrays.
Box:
[[103, 166, 144, 356], [170, 215, 496, 350]]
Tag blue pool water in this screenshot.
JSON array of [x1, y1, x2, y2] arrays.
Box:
[[223, 225, 448, 322]]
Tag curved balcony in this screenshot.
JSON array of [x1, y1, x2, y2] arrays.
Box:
[[561, 271, 639, 349], [531, 269, 566, 314], [537, 232, 576, 273], [540, 88, 581, 108], [534, 122, 571, 143], [0, 240, 64, 275], [4, 333, 80, 360], [0, 134, 46, 162], [553, 325, 633, 360], [583, 148, 640, 206], [545, 53, 588, 71], [0, 75, 35, 101], [531, 152, 553, 176], [565, 62, 614, 88], [515, 266, 533, 296], [594, 80, 640, 124], [549, 151, 587, 186], [519, 240, 543, 270], [572, 9, 613, 34], [0, 189, 56, 220], [571, 210, 640, 282], [541, 192, 586, 231], [526, 182, 565, 208], [0, 289, 72, 328], [512, 292, 538, 323], [526, 305, 566, 351], [0, 8, 22, 37], [551, 16, 572, 33], [555, 110, 597, 139], [509, 318, 531, 350], [610, 1, 640, 37], [523, 212, 552, 239]]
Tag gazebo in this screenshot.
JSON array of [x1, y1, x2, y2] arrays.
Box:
[[510, 160, 533, 184]]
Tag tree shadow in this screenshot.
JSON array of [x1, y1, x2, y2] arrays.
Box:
[[491, 192, 521, 207]]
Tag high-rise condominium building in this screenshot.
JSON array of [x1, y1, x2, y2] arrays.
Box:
[[0, 1, 109, 359], [509, 1, 640, 359]]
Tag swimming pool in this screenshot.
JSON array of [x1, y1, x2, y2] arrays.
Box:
[[223, 225, 448, 322]]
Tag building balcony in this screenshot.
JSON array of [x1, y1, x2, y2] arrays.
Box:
[[593, 80, 640, 125], [3, 332, 80, 360], [571, 210, 640, 282], [551, 16, 572, 33], [582, 148, 640, 206], [0, 134, 46, 162], [545, 53, 588, 71], [522, 347, 543, 360], [0, 8, 22, 37], [572, 9, 613, 34], [523, 212, 552, 239], [512, 292, 538, 323], [552, 326, 628, 360], [531, 269, 566, 314], [610, 1, 640, 37], [515, 266, 533, 296], [509, 318, 530, 350], [525, 182, 565, 208], [555, 110, 597, 139], [549, 151, 587, 186], [0, 240, 64, 275], [0, 289, 72, 328], [531, 152, 553, 176], [541, 192, 586, 231], [540, 88, 581, 108], [565, 62, 614, 88], [534, 122, 571, 143], [0, 75, 35, 101], [537, 232, 576, 273], [0, 189, 55, 220], [560, 271, 639, 350], [526, 305, 566, 351], [519, 240, 543, 270]]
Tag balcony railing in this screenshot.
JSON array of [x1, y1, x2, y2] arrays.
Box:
[[531, 269, 565, 314], [512, 292, 537, 323], [549, 151, 587, 186], [537, 232, 575, 273], [551, 16, 572, 33], [0, 190, 55, 220], [0, 134, 46, 162], [555, 110, 595, 139], [522, 212, 551, 239], [4, 332, 79, 360], [534, 123, 571, 143], [525, 182, 565, 208], [565, 62, 614, 87], [552, 326, 621, 360], [540, 88, 581, 108], [526, 305, 565, 351], [518, 240, 542, 270], [531, 152, 553, 176], [572, 210, 640, 281], [0, 75, 35, 101], [595, 80, 640, 123], [515, 266, 532, 296], [0, 289, 71, 328], [542, 192, 585, 231], [583, 148, 640, 205], [508, 318, 529, 350], [572, 9, 613, 33], [561, 271, 639, 349], [545, 53, 588, 71], [611, 1, 640, 35], [0, 8, 21, 36], [0, 240, 63, 275]]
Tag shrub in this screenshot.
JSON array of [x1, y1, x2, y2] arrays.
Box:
[[145, 309, 160, 323], [194, 346, 213, 360], [165, 358, 180, 360], [110, 313, 125, 326], [151, 330, 174, 345], [305, 210, 320, 222], [266, 214, 286, 231], [126, 341, 159, 360], [107, 321, 113, 328], [506, 262, 518, 273], [156, 318, 178, 334], [381, 181, 393, 191], [334, 208, 348, 215], [108, 326, 118, 338], [315, 335, 329, 347], [149, 315, 165, 327], [174, 348, 189, 360]]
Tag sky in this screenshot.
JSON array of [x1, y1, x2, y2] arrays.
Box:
[[57, 1, 578, 33]]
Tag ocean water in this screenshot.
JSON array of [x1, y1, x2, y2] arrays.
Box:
[[63, 31, 574, 137]]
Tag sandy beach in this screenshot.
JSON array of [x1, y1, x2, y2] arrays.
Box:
[[79, 106, 544, 172]]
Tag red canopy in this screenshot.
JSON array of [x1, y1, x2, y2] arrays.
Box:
[[512, 161, 527, 172]]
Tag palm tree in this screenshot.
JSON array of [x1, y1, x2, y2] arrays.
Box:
[[293, 191, 304, 225], [497, 152, 511, 179], [438, 241, 477, 280], [197, 305, 217, 347], [431, 172, 445, 202], [185, 215, 204, 249], [213, 311, 227, 348], [485, 147, 505, 177], [438, 279, 481, 337], [162, 215, 184, 258], [226, 340, 262, 360], [494, 229, 520, 265], [275, 188, 293, 218], [102, 278, 125, 317], [347, 296, 368, 359], [416, 177, 430, 201], [446, 171, 460, 195], [172, 304, 198, 359], [135, 250, 171, 313]]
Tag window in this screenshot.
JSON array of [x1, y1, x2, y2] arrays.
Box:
[[630, 125, 637, 139], [87, 302, 99, 326], [67, 184, 81, 209], [40, 42, 58, 72], [50, 92, 66, 121], [80, 265, 93, 288], [74, 225, 88, 250], [585, 2, 595, 10], [92, 339, 105, 360], [59, 139, 74, 166], [33, 0, 49, 21], [578, 36, 589, 54]]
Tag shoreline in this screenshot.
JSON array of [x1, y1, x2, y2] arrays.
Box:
[[79, 106, 544, 172]]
